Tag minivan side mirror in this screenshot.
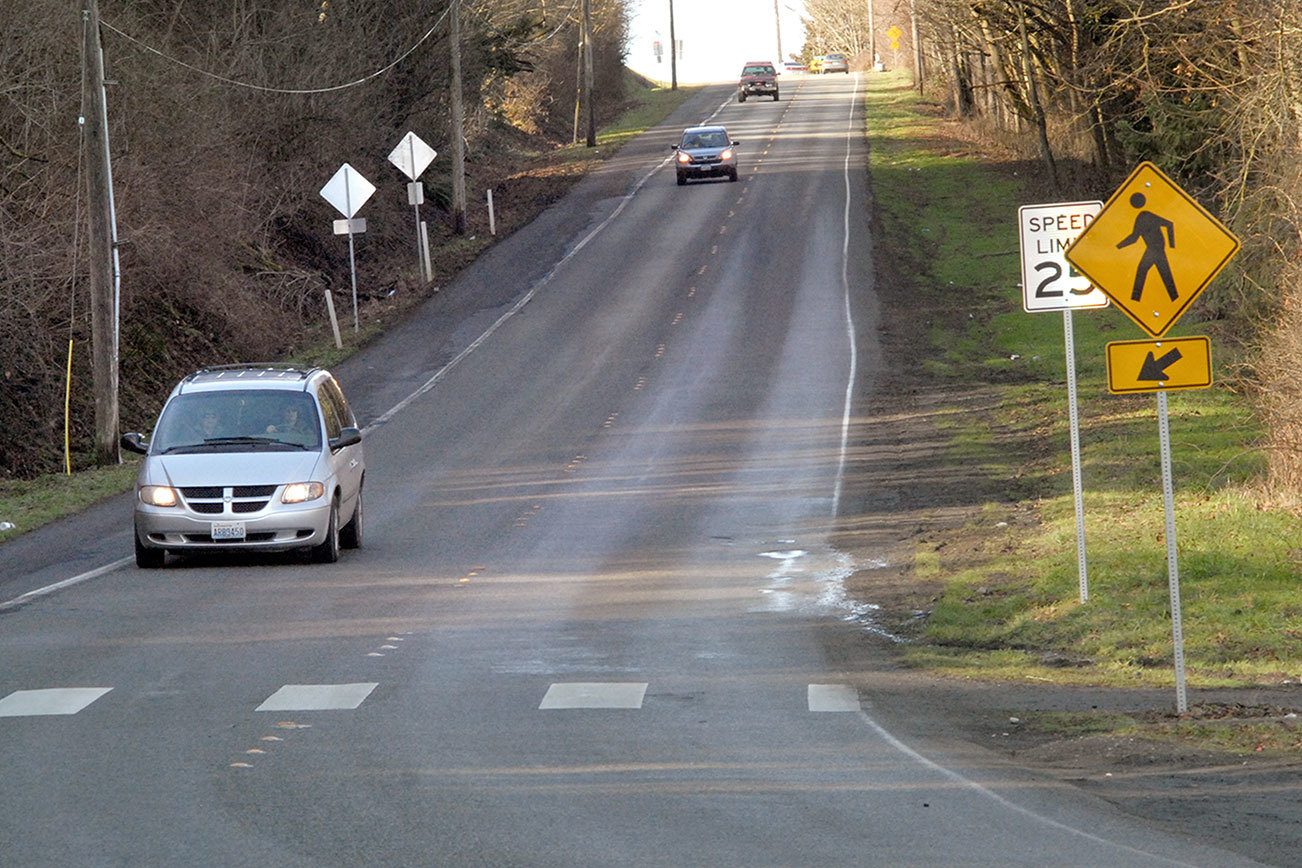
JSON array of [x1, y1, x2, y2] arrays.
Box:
[[731, 140, 741, 147], [120, 432, 149, 455], [670, 144, 678, 150], [330, 426, 362, 450]]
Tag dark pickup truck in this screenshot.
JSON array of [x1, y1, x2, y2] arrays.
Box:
[[737, 61, 779, 102]]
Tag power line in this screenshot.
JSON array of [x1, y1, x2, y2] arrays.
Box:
[[98, 7, 452, 95]]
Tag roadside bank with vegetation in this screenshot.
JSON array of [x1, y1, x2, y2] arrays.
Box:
[[0, 74, 699, 545], [858, 72, 1298, 751]]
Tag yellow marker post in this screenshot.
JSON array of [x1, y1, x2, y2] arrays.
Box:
[[1105, 336, 1212, 395], [1066, 162, 1239, 337]]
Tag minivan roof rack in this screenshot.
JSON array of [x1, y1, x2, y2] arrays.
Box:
[[185, 363, 316, 381]]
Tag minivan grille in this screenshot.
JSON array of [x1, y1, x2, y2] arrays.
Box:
[[179, 485, 276, 515]]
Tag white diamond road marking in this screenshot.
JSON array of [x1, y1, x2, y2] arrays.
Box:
[[256, 683, 378, 712], [808, 684, 860, 712], [539, 682, 648, 710], [0, 688, 113, 717]]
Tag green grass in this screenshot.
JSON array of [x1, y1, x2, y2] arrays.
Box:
[[863, 74, 1301, 691], [0, 74, 701, 547], [0, 461, 140, 544]]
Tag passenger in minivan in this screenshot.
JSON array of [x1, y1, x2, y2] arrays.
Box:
[[266, 404, 315, 446], [195, 409, 223, 440]]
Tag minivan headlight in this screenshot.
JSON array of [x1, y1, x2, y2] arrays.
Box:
[[677, 151, 692, 164], [139, 485, 179, 507], [281, 482, 325, 504]]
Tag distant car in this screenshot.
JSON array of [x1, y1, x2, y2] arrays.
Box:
[[808, 55, 825, 75], [671, 125, 740, 186], [737, 60, 779, 102], [120, 363, 365, 567], [782, 60, 806, 74], [822, 52, 850, 74]]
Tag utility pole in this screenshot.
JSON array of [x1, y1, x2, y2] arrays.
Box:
[[582, 0, 595, 146], [82, 0, 120, 466], [909, 0, 924, 93], [449, 0, 467, 233], [773, 0, 782, 62], [866, 0, 876, 66], [668, 0, 677, 90]]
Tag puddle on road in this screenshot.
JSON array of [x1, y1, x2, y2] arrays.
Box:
[[752, 546, 906, 643]]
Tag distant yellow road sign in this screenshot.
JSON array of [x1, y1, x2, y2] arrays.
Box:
[[1105, 336, 1212, 394], [887, 25, 903, 50], [1066, 162, 1239, 337]]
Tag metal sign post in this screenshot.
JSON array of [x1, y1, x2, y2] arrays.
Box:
[[388, 132, 437, 283], [319, 163, 375, 334], [1063, 309, 1088, 602], [1018, 201, 1106, 604], [1156, 391, 1188, 712], [345, 195, 359, 332]]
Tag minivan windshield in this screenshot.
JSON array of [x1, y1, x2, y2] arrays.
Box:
[[151, 390, 322, 454]]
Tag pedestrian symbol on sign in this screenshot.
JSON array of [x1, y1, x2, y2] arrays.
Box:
[[1116, 193, 1177, 303]]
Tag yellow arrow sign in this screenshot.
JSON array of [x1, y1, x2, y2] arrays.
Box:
[[1066, 162, 1239, 337], [1105, 336, 1212, 394]]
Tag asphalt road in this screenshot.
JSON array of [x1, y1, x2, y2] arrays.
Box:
[[0, 76, 1262, 866]]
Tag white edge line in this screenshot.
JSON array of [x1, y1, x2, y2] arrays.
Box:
[[831, 74, 861, 517], [0, 556, 134, 612], [856, 708, 1198, 867]]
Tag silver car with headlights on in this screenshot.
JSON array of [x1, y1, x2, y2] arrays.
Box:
[[671, 125, 740, 185], [121, 364, 364, 567]]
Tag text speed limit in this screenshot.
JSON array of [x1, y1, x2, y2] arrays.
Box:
[[1018, 201, 1109, 312]]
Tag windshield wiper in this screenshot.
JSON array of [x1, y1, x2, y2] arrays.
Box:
[[202, 436, 280, 446], [161, 436, 279, 453]]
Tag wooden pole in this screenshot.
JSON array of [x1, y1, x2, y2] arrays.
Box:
[[449, 0, 467, 233], [668, 0, 677, 90], [82, 0, 119, 466], [582, 0, 595, 147]]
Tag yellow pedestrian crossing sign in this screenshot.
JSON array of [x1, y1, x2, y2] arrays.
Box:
[[1105, 336, 1212, 394], [1066, 162, 1239, 337]]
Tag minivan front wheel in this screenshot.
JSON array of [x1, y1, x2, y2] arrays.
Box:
[[135, 527, 165, 569], [340, 489, 363, 549], [312, 498, 340, 563]]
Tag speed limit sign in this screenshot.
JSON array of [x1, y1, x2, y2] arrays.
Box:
[[1018, 201, 1108, 312]]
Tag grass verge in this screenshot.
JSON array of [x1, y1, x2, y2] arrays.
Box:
[[862, 73, 1300, 696]]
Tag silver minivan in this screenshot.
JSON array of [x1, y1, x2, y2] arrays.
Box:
[[120, 364, 364, 568]]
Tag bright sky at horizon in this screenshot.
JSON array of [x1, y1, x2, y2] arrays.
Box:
[[625, 0, 808, 84]]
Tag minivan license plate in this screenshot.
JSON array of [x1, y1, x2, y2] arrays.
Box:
[[211, 521, 246, 540]]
